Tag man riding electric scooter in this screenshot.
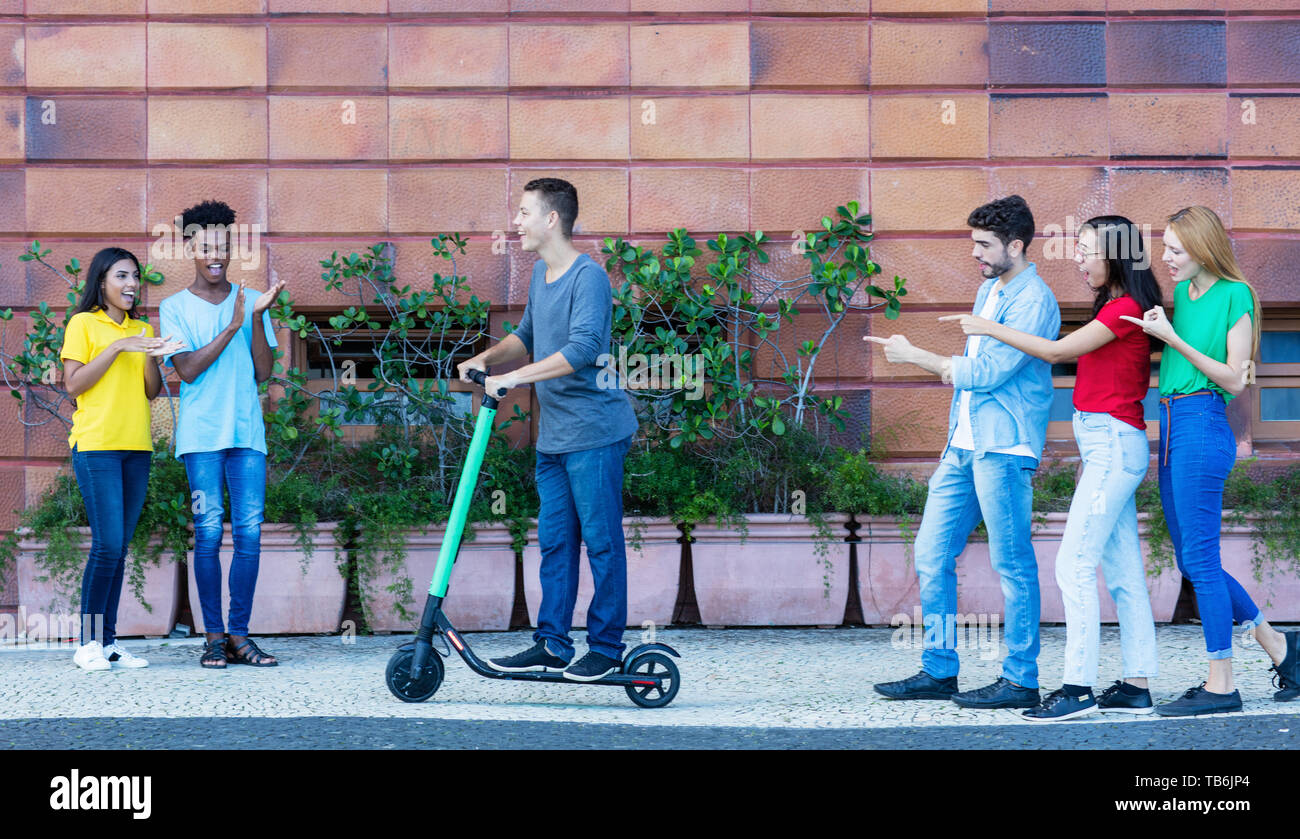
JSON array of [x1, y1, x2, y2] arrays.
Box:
[[458, 178, 640, 682]]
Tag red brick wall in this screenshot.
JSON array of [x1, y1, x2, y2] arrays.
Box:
[[2, 3, 1299, 565]]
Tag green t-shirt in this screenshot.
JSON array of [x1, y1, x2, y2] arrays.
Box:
[[1158, 278, 1255, 402]]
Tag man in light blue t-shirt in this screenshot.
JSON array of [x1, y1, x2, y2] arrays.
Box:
[[160, 200, 285, 671], [459, 178, 639, 682]]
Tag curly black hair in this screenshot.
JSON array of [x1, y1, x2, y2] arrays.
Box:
[[180, 199, 236, 236], [967, 195, 1035, 252]]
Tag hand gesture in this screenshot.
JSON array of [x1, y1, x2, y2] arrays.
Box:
[[228, 283, 247, 331], [146, 334, 188, 358], [863, 333, 916, 364], [113, 329, 165, 354], [254, 279, 286, 315], [937, 314, 995, 336], [1118, 305, 1174, 343]]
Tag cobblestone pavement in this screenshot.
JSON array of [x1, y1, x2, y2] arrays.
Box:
[[2, 626, 1297, 734]]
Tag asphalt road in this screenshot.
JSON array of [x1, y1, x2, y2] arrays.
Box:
[[3, 713, 1296, 749]]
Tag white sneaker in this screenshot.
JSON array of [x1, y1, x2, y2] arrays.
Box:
[[103, 642, 149, 669], [73, 641, 111, 672]]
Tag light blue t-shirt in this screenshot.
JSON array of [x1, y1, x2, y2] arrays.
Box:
[[159, 285, 277, 458]]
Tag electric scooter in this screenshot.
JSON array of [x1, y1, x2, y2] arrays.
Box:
[[384, 368, 682, 708]]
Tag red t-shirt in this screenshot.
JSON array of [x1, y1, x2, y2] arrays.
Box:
[[1073, 295, 1150, 430]]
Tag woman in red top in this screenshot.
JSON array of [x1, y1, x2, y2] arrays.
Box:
[[941, 215, 1163, 721]]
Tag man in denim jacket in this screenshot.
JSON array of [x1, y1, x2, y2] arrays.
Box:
[[867, 195, 1061, 709]]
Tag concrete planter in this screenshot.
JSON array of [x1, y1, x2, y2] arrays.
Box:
[[1217, 518, 1300, 622], [521, 517, 682, 629], [186, 523, 345, 635], [16, 528, 181, 639], [690, 513, 852, 627], [361, 523, 517, 632], [853, 512, 1300, 625]]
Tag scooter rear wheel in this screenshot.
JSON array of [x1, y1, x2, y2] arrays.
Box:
[[386, 648, 444, 703], [623, 651, 680, 709]]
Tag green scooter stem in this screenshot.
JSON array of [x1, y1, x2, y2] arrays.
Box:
[[427, 394, 497, 598]]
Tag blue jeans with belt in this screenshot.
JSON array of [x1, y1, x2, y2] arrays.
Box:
[[71, 447, 152, 645], [183, 448, 266, 637], [533, 434, 633, 662], [1158, 391, 1263, 659]]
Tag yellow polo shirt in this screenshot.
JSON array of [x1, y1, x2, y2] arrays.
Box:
[[61, 309, 154, 452]]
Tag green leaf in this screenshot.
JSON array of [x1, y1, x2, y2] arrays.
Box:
[[771, 416, 785, 436]]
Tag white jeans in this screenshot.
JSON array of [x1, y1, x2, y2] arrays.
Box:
[[1055, 411, 1159, 687]]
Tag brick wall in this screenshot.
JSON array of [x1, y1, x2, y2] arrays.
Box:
[[2, 2, 1299, 567]]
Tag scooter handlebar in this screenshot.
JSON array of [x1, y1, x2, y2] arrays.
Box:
[[466, 368, 507, 399]]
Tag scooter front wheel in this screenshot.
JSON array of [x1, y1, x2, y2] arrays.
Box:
[[386, 648, 445, 703], [623, 651, 680, 709]]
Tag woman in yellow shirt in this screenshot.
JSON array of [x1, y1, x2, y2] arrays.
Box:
[[59, 248, 184, 672]]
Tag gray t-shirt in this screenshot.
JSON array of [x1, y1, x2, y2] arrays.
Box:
[[511, 252, 639, 454]]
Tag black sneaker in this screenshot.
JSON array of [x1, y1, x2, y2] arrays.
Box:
[[952, 677, 1040, 709], [1270, 631, 1300, 702], [490, 640, 569, 673], [873, 671, 959, 700], [1270, 630, 1300, 702], [562, 651, 620, 682], [1096, 680, 1155, 715], [1154, 682, 1242, 717], [1022, 688, 1098, 722]]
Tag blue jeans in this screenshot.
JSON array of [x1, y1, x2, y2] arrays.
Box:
[[914, 447, 1041, 688], [533, 435, 633, 662], [183, 448, 267, 637], [1158, 391, 1262, 660], [1056, 411, 1158, 687], [71, 447, 151, 645]]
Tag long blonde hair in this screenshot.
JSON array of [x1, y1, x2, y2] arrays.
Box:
[[1167, 206, 1262, 362]]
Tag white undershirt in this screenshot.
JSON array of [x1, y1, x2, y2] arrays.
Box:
[[949, 280, 1035, 458]]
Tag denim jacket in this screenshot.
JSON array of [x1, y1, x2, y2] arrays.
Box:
[[944, 262, 1061, 464]]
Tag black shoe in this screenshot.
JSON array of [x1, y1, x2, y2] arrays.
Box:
[[1096, 680, 1155, 715], [1022, 688, 1098, 722], [952, 677, 1040, 709], [1024, 686, 1097, 718], [873, 671, 959, 700], [490, 640, 569, 673], [1154, 682, 1243, 717], [562, 651, 621, 682], [1271, 631, 1300, 702]]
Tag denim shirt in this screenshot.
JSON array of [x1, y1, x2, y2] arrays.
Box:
[[944, 262, 1060, 464]]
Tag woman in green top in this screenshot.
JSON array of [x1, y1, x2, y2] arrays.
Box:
[[1122, 206, 1299, 714]]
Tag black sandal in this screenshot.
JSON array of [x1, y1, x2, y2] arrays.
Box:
[[226, 637, 278, 667], [200, 637, 228, 669]]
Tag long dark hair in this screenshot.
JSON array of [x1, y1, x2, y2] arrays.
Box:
[[70, 247, 143, 319], [1080, 216, 1163, 349]]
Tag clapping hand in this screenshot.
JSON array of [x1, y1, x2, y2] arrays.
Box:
[[147, 334, 187, 358], [254, 279, 287, 315]]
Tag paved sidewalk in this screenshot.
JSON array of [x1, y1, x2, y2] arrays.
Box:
[[2, 626, 1297, 730]]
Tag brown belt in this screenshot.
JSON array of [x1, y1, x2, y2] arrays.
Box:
[[1158, 390, 1215, 467]]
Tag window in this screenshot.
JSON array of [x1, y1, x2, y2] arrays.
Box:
[[293, 312, 489, 427], [1251, 319, 1300, 441]]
